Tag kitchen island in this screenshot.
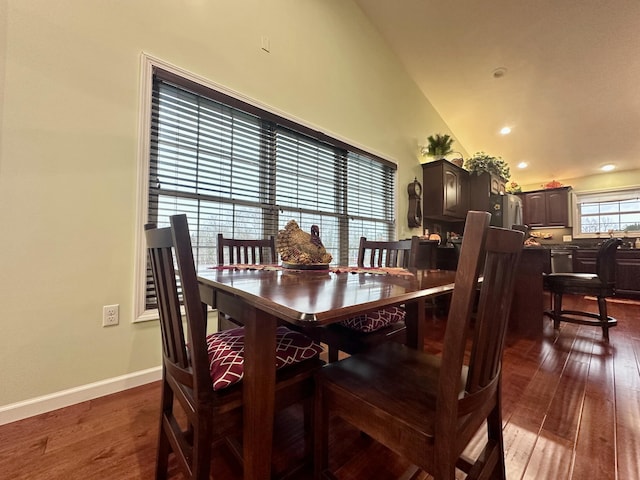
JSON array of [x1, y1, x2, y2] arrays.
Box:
[[429, 243, 551, 338], [508, 247, 551, 338]]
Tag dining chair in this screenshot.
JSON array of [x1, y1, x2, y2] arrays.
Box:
[[217, 233, 277, 266], [145, 215, 324, 480], [319, 236, 421, 362], [314, 211, 524, 480], [450, 235, 484, 319], [356, 236, 420, 269], [543, 237, 622, 341], [216, 233, 278, 330]]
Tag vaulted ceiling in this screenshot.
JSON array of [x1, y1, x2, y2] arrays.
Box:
[[355, 0, 640, 187]]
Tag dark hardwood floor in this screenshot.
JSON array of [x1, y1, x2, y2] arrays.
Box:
[[1, 294, 639, 479]]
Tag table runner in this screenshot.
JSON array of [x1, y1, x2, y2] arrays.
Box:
[[208, 264, 415, 276]]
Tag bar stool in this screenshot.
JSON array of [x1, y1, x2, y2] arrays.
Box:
[[544, 238, 622, 341]]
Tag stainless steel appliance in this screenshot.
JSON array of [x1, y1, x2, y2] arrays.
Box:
[[550, 249, 573, 273], [488, 194, 523, 229]]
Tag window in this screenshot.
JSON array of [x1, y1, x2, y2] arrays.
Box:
[[138, 63, 396, 314], [574, 188, 640, 236]]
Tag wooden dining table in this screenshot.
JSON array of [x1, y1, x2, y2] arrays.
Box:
[[197, 266, 457, 480]]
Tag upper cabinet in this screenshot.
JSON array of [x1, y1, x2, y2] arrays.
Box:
[[469, 172, 506, 211], [522, 186, 572, 227], [422, 160, 469, 221]]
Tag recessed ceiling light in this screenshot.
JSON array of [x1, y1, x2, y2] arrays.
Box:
[[517, 162, 528, 169], [500, 126, 511, 135], [601, 164, 615, 172]]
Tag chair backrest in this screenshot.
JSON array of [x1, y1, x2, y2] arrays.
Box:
[[596, 238, 622, 285], [357, 236, 420, 268], [146, 215, 213, 401], [436, 211, 523, 438], [217, 233, 277, 265]]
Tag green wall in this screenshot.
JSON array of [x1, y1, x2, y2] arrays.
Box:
[[0, 0, 454, 406]]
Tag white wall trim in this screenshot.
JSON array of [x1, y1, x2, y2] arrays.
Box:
[[132, 52, 155, 323], [0, 366, 162, 426]]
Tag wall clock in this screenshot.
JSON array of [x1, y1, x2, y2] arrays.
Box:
[[407, 177, 422, 228]]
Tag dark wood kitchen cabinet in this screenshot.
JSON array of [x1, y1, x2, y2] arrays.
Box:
[[616, 250, 640, 298], [522, 186, 571, 227], [469, 172, 506, 211], [573, 247, 640, 299], [422, 159, 469, 221]]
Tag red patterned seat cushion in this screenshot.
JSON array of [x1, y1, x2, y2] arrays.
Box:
[[206, 326, 323, 391], [339, 306, 406, 333]]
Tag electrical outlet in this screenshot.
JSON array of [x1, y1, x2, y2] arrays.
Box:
[[102, 304, 119, 327]]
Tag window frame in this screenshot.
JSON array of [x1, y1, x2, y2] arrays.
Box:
[[572, 186, 640, 239], [134, 54, 398, 321]]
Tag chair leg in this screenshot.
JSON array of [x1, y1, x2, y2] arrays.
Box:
[[155, 380, 172, 480], [191, 418, 213, 480], [553, 292, 563, 330], [597, 296, 610, 342], [486, 399, 506, 480], [313, 383, 329, 480], [155, 427, 170, 480], [462, 404, 506, 480], [303, 396, 314, 460], [328, 346, 339, 363]]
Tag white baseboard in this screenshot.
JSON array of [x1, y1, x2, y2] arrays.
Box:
[[0, 366, 162, 426]]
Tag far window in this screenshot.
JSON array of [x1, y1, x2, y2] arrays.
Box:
[[575, 188, 640, 235]]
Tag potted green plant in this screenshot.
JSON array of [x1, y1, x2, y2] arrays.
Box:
[[421, 134, 454, 160], [464, 152, 511, 180]]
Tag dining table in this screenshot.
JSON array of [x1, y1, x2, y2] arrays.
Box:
[[197, 265, 457, 480]]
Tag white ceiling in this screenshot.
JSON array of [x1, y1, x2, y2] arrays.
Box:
[[355, 0, 640, 187]]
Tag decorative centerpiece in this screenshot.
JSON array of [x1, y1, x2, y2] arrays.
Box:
[[543, 180, 563, 189], [421, 134, 455, 160], [276, 220, 332, 268], [464, 152, 511, 180]]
